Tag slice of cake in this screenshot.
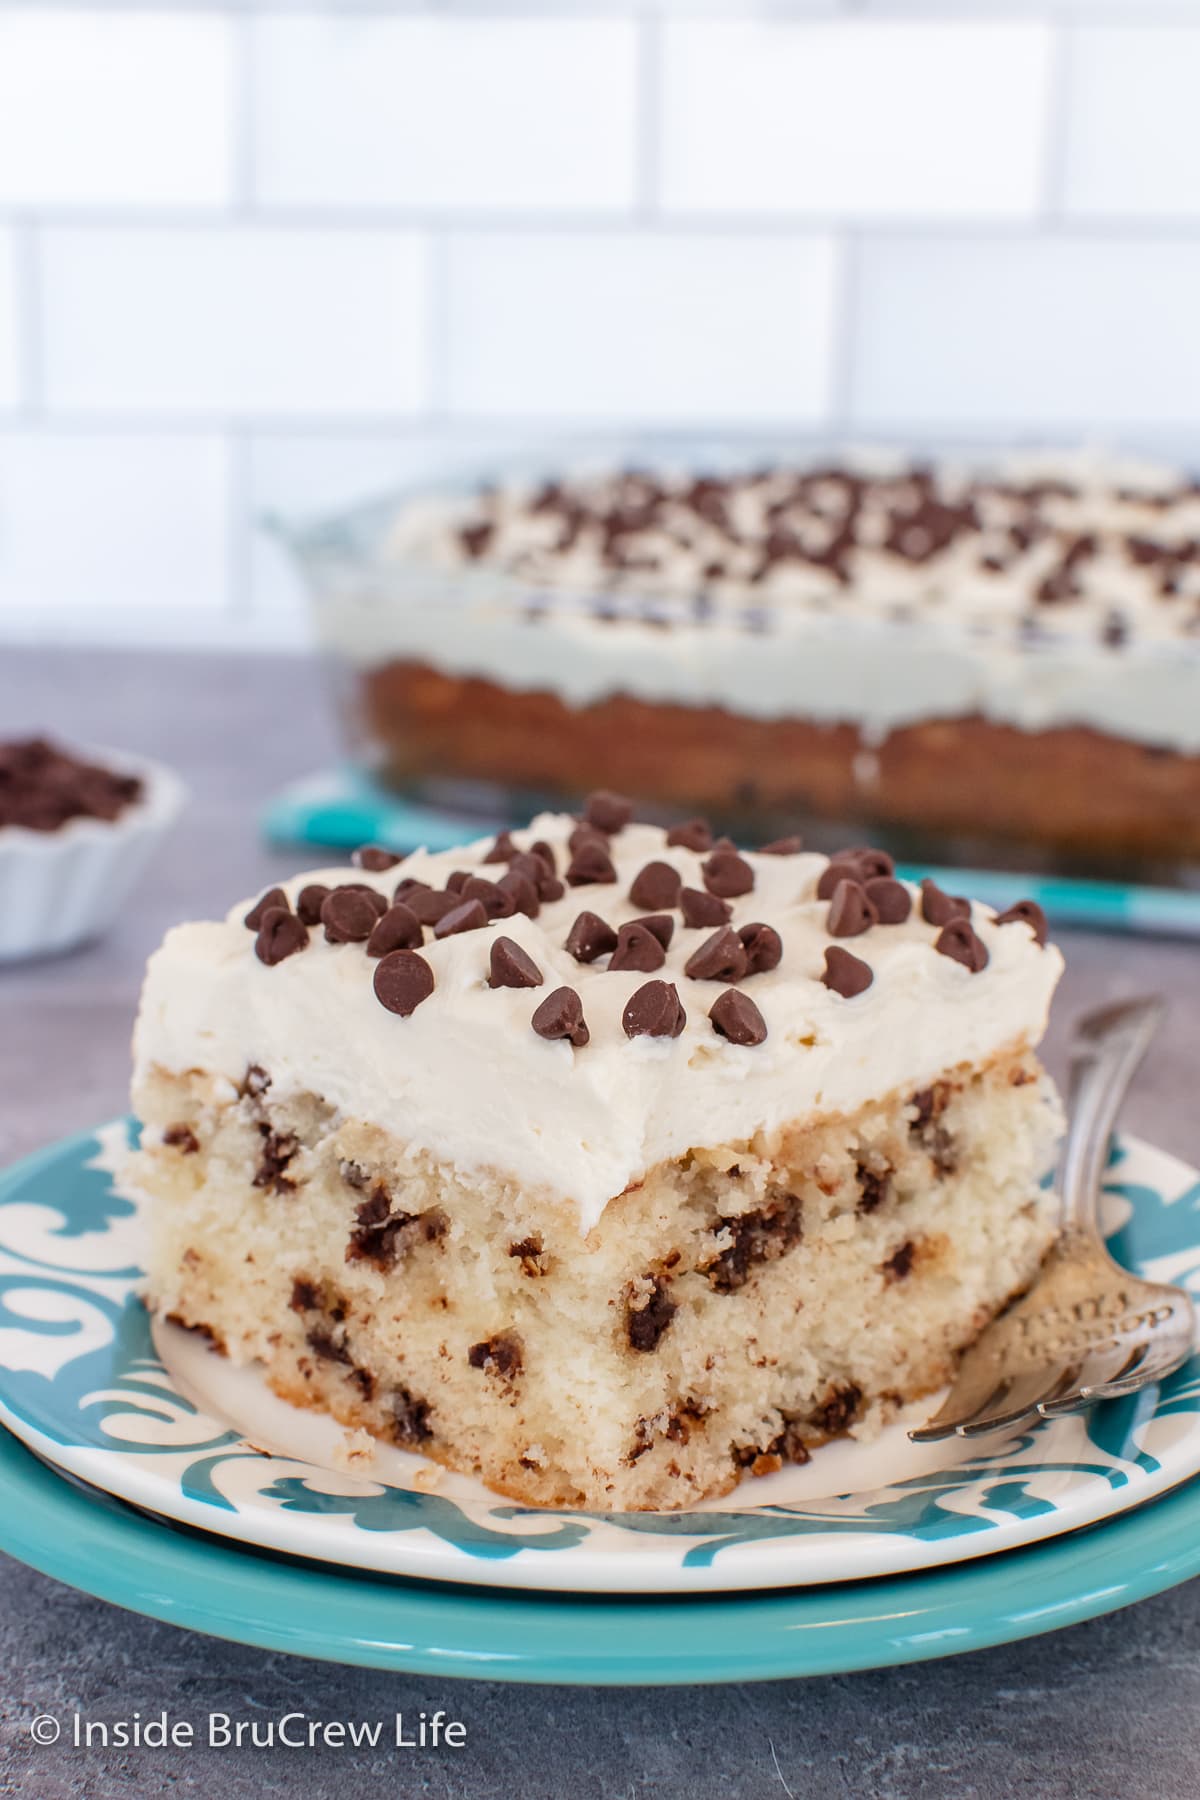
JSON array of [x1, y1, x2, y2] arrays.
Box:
[[129, 797, 1064, 1511]]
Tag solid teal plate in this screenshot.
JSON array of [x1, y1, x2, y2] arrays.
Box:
[[2, 1422, 1199, 1683]]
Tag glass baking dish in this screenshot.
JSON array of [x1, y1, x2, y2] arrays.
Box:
[[274, 446, 1200, 879]]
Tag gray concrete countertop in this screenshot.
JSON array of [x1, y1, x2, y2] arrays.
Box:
[[1, 647, 1198, 1799]]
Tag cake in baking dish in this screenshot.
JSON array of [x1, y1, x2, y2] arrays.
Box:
[[130, 797, 1064, 1511], [311, 453, 1200, 862]]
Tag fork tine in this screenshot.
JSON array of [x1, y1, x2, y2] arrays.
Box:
[[955, 1366, 1080, 1438], [909, 1371, 1010, 1444], [1080, 1341, 1192, 1402], [1038, 1343, 1156, 1417]]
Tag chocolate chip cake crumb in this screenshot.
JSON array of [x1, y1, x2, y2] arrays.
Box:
[[468, 1333, 524, 1379], [163, 1124, 199, 1154], [391, 1386, 433, 1448], [883, 1240, 916, 1283], [626, 1276, 678, 1352], [855, 1159, 892, 1214], [347, 1187, 448, 1271], [253, 1126, 298, 1194], [706, 1194, 804, 1292], [733, 1420, 811, 1473], [814, 1383, 863, 1436], [307, 1325, 353, 1367], [509, 1235, 548, 1277]]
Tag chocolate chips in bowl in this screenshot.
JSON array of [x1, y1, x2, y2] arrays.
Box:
[[0, 736, 185, 962]]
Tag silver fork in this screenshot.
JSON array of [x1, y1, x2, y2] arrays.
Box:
[[910, 996, 1195, 1445]]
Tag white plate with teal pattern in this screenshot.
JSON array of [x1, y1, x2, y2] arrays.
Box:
[[2, 1120, 1200, 1596]]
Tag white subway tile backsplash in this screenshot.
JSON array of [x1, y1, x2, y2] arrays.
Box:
[[0, 432, 229, 617], [445, 232, 838, 423], [660, 22, 1053, 220], [851, 237, 1200, 428], [0, 13, 233, 210], [0, 236, 19, 411], [40, 228, 430, 417], [1062, 28, 1200, 218], [252, 18, 638, 212]]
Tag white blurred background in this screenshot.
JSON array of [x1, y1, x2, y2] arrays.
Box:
[[0, 2, 1197, 650]]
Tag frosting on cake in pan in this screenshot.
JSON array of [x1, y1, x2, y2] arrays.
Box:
[[132, 806, 1062, 1233]]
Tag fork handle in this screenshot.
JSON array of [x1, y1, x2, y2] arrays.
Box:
[[1060, 996, 1165, 1235]]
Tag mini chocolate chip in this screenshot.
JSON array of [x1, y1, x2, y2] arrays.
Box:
[[393, 877, 431, 904], [629, 860, 682, 911], [532, 986, 589, 1047], [821, 946, 873, 997], [622, 980, 686, 1039], [710, 836, 738, 855], [568, 823, 607, 856], [702, 849, 755, 898], [539, 876, 566, 903], [827, 879, 879, 939], [584, 789, 634, 834], [680, 886, 731, 928], [759, 835, 803, 855], [496, 869, 540, 918], [373, 949, 435, 1015], [935, 919, 989, 972], [609, 921, 666, 973], [446, 870, 469, 893], [865, 877, 912, 925], [341, 882, 388, 917], [366, 903, 423, 958], [665, 817, 713, 852], [354, 845, 401, 871], [739, 922, 783, 974], [565, 910, 619, 963], [255, 907, 309, 966], [296, 883, 332, 926], [408, 887, 462, 926], [434, 898, 489, 939], [994, 899, 1049, 946], [507, 851, 549, 887], [489, 936, 544, 989], [844, 846, 895, 881], [461, 875, 517, 919], [566, 839, 618, 886], [482, 830, 517, 865], [816, 857, 866, 901], [245, 887, 288, 930], [529, 839, 557, 876], [684, 925, 749, 982], [633, 913, 674, 950], [321, 887, 380, 944], [920, 879, 971, 927], [710, 990, 768, 1045]]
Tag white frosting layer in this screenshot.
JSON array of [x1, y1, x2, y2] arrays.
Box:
[[132, 816, 1063, 1235], [309, 452, 1200, 752]]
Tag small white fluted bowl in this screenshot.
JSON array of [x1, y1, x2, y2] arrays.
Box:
[[0, 747, 186, 963]]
